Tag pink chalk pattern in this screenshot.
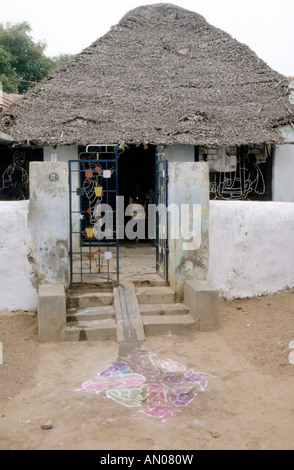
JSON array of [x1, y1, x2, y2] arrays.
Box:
[[76, 349, 214, 422]]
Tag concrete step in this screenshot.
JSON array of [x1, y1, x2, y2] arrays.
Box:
[[66, 305, 115, 322], [140, 303, 190, 316], [133, 278, 169, 288], [69, 282, 115, 291], [64, 317, 117, 341], [136, 286, 175, 304], [142, 313, 196, 336], [67, 290, 113, 308]]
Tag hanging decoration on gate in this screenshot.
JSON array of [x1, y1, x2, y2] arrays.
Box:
[[81, 161, 104, 228], [69, 146, 119, 284], [85, 227, 94, 239], [94, 186, 103, 197], [79, 152, 116, 280]]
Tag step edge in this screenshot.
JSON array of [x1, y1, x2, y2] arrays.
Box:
[[142, 313, 195, 325], [68, 291, 114, 299], [66, 318, 117, 328]]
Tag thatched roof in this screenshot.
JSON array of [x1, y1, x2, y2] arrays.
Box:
[[0, 3, 293, 147]]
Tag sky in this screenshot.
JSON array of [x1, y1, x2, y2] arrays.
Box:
[[1, 0, 294, 76]]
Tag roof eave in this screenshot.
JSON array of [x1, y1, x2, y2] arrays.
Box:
[[0, 130, 14, 145]]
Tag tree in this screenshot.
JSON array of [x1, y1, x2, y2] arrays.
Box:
[[0, 45, 18, 93], [51, 53, 74, 68], [0, 22, 73, 94]]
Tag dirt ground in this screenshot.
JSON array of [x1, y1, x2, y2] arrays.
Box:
[[0, 288, 294, 450]]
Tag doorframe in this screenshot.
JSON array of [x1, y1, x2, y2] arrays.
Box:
[[155, 146, 169, 283]]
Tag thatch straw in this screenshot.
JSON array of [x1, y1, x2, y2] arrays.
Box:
[[0, 3, 293, 147]]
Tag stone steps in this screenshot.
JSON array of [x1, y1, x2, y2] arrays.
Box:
[[136, 286, 176, 304], [63, 282, 197, 341], [139, 303, 190, 316], [66, 305, 115, 322], [136, 285, 196, 336], [65, 286, 116, 341], [133, 278, 169, 288], [38, 280, 218, 342], [142, 313, 196, 336], [67, 290, 113, 308], [64, 317, 117, 341]]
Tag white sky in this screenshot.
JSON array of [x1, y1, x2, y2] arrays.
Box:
[[1, 0, 293, 76]]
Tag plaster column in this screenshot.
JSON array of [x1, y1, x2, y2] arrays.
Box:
[[168, 162, 209, 299], [29, 162, 69, 287], [43, 146, 80, 250]]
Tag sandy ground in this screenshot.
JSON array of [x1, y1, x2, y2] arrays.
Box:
[[0, 288, 294, 451]]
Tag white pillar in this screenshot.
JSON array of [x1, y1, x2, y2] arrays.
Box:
[[29, 162, 69, 287], [168, 162, 209, 299]]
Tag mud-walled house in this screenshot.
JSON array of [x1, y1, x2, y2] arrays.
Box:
[[0, 3, 294, 317]]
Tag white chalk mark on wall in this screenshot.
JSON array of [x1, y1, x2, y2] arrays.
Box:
[[0, 151, 29, 200]]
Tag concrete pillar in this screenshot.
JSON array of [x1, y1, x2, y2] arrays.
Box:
[[168, 162, 209, 299], [184, 279, 219, 331], [38, 284, 66, 341], [43, 146, 80, 250], [29, 162, 69, 287]]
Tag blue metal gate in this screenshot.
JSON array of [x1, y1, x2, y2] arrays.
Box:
[[155, 146, 169, 282], [69, 145, 119, 284]]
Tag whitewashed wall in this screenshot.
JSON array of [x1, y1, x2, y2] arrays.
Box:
[[164, 144, 194, 162], [273, 126, 294, 202], [208, 200, 294, 299], [0, 201, 38, 310], [43, 145, 79, 163], [1, 199, 294, 309]]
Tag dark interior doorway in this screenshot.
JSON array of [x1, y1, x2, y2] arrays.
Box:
[[118, 144, 156, 242]]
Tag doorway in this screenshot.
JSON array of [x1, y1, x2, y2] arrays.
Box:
[[69, 144, 168, 284], [118, 144, 157, 281]]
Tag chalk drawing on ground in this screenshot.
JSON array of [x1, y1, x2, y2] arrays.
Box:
[[76, 348, 215, 422]]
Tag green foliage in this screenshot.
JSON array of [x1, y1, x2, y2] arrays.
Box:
[[0, 22, 73, 94], [51, 53, 74, 68], [0, 73, 18, 93]]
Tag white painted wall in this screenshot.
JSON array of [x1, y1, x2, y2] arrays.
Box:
[[208, 200, 294, 299], [273, 126, 294, 202], [43, 145, 79, 162], [164, 144, 194, 162], [0, 201, 38, 310], [273, 144, 294, 202], [1, 194, 294, 310], [278, 125, 294, 144]]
